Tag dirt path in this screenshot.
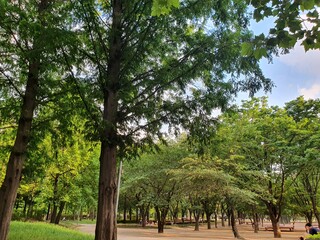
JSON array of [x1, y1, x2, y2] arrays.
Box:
[[76, 222, 308, 240]]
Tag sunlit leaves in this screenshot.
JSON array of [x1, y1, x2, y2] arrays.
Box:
[[151, 0, 180, 16]]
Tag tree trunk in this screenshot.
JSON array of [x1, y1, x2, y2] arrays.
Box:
[[46, 204, 51, 221], [230, 207, 244, 239], [50, 175, 59, 224], [157, 220, 164, 233], [140, 206, 148, 227], [221, 205, 226, 227], [54, 201, 66, 224], [306, 214, 313, 224], [194, 210, 200, 231], [123, 196, 127, 223], [170, 202, 179, 224], [253, 212, 259, 233], [95, 144, 118, 240], [155, 207, 168, 233], [79, 206, 83, 221], [181, 209, 186, 223], [26, 199, 34, 219], [214, 212, 218, 228], [90, 208, 95, 221], [271, 218, 281, 238], [95, 0, 122, 239], [266, 204, 281, 238], [205, 211, 212, 229], [50, 204, 58, 223], [135, 208, 139, 223], [23, 197, 28, 217], [0, 59, 40, 240]]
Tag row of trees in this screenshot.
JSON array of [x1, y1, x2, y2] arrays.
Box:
[[0, 0, 319, 240], [120, 97, 320, 239], [1, 96, 319, 239]]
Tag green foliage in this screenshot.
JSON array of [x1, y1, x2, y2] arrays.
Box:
[[152, 0, 180, 16], [121, 139, 190, 210], [308, 233, 320, 239], [247, 0, 320, 57], [76, 0, 272, 158], [0, 125, 15, 184], [8, 221, 93, 240], [3, 0, 317, 236], [35, 115, 99, 212]]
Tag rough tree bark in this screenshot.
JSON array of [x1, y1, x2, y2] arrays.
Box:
[[0, 1, 50, 238], [0, 31, 40, 240], [0, 62, 39, 239], [266, 203, 282, 238], [155, 206, 169, 233], [95, 0, 122, 239]]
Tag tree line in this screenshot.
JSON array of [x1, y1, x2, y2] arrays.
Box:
[[120, 96, 320, 239]]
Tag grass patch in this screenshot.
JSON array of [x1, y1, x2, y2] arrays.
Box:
[[8, 221, 93, 240], [64, 219, 96, 225], [59, 219, 96, 229]]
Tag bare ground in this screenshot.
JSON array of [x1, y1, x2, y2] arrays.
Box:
[[76, 222, 309, 240]]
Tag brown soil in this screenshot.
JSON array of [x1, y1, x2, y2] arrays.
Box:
[[76, 222, 308, 240]]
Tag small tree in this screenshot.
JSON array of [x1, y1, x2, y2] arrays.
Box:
[[122, 141, 189, 233]]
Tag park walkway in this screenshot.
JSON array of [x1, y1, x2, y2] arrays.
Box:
[[76, 222, 308, 240]]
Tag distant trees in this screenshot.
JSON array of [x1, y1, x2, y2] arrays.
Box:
[[120, 96, 320, 239], [121, 141, 189, 233]]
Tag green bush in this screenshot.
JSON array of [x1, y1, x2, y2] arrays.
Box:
[[306, 233, 320, 239]]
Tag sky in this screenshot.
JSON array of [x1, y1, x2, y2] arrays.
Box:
[[236, 16, 320, 108]]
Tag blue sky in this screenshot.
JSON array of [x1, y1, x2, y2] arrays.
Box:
[[236, 16, 320, 107]]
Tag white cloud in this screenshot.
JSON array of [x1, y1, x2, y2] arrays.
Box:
[[278, 41, 320, 102], [278, 45, 320, 77], [298, 83, 320, 99]]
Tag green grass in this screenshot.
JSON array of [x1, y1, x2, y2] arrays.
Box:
[[8, 221, 94, 240], [63, 219, 96, 225]]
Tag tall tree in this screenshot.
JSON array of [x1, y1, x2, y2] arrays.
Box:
[[285, 97, 320, 226], [0, 1, 51, 239], [0, 1, 73, 239], [71, 1, 272, 239], [217, 98, 299, 238]]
